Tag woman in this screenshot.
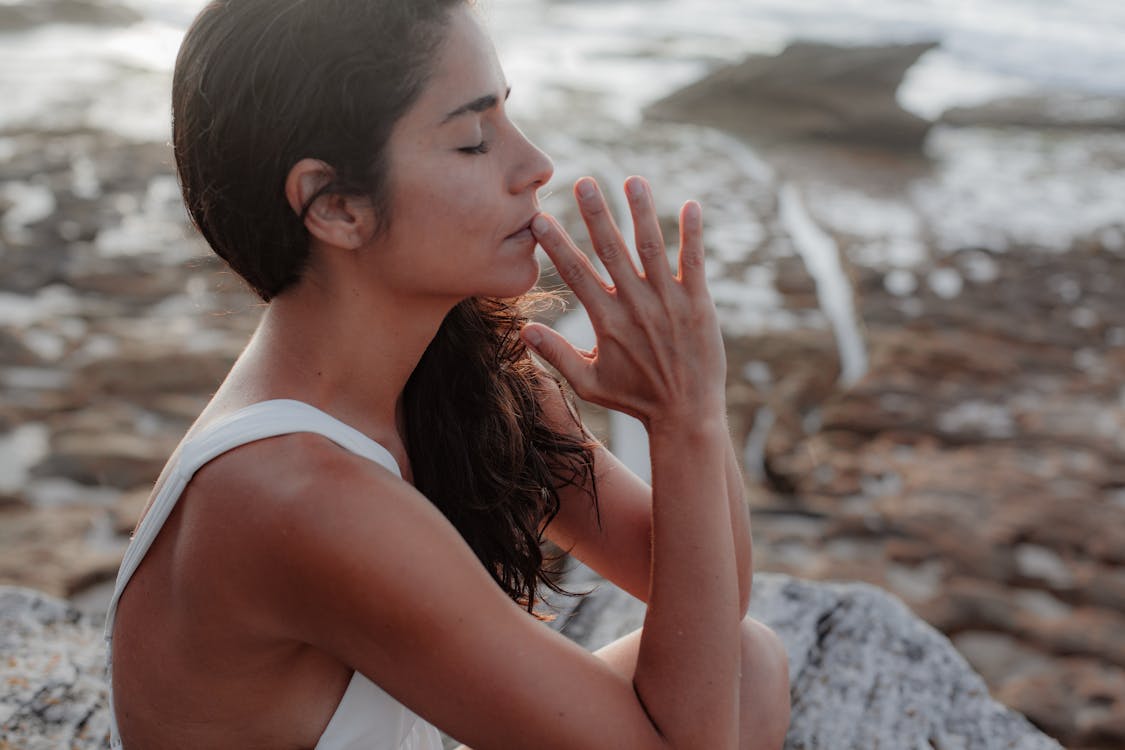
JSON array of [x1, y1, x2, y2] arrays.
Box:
[[104, 1, 790, 748]]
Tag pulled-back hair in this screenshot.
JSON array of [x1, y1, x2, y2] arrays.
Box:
[[172, 0, 598, 613]]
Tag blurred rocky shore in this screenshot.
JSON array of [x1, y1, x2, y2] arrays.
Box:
[[1, 9, 1125, 748]]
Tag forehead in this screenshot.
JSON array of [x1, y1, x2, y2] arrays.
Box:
[[408, 6, 506, 127]]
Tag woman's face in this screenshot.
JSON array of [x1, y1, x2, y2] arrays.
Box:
[[372, 4, 554, 303]]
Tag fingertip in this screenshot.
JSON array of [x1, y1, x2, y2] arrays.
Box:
[[683, 200, 702, 225], [625, 176, 647, 200], [521, 323, 544, 349], [575, 177, 597, 200], [531, 213, 552, 237]]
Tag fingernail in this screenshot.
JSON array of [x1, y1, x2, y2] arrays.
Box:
[[626, 178, 645, 199], [531, 215, 550, 235], [522, 327, 542, 347], [577, 179, 596, 199]]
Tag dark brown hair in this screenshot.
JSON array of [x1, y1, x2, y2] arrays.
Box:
[[172, 0, 598, 612]]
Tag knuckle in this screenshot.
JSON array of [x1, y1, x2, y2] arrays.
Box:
[[637, 238, 664, 261], [681, 248, 705, 270], [598, 240, 625, 262], [558, 258, 586, 282]]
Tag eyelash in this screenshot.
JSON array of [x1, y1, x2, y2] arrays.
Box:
[[459, 141, 491, 155]]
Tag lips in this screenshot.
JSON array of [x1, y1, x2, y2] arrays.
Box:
[[505, 227, 533, 242], [504, 213, 538, 239]]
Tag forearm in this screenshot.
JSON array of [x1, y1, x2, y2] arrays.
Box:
[[633, 415, 742, 750], [724, 434, 753, 613]]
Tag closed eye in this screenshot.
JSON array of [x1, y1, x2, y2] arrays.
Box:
[[459, 141, 491, 155]]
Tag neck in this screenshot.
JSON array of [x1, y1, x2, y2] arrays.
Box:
[[227, 272, 459, 443]]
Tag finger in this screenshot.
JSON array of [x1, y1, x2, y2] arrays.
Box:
[[532, 213, 610, 314], [573, 177, 642, 295], [677, 201, 708, 294], [520, 322, 596, 397], [624, 176, 673, 294]]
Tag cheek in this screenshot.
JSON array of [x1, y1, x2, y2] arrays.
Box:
[[438, 191, 501, 243], [393, 164, 500, 242]]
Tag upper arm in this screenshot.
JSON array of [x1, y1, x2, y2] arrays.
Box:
[[250, 451, 667, 750], [534, 375, 655, 602]]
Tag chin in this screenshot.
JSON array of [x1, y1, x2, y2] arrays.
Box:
[[484, 252, 542, 298], [485, 272, 540, 300]]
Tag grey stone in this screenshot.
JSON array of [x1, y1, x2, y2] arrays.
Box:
[[549, 568, 1062, 750], [644, 41, 938, 151], [2, 574, 1062, 749], [0, 0, 142, 32], [940, 93, 1125, 131], [0, 587, 110, 750]]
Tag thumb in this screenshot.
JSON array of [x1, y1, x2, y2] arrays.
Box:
[[521, 323, 593, 394]]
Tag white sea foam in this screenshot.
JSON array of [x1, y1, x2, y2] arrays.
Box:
[[779, 184, 868, 386], [0, 285, 81, 328], [0, 423, 50, 496], [0, 182, 56, 233], [7, 0, 1122, 141]]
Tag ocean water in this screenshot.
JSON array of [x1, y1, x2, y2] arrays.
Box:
[[4, 0, 1125, 378], [3, 0, 1125, 140], [4, 1, 1124, 443]]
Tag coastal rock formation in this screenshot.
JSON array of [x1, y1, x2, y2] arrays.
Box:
[[941, 93, 1125, 131], [0, 587, 111, 750], [0, 575, 1061, 750], [644, 41, 937, 150], [742, 239, 1125, 749], [553, 568, 1064, 749], [3, 16, 1125, 749], [0, 0, 142, 32]]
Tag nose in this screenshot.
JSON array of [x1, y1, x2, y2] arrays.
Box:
[[510, 126, 554, 195]]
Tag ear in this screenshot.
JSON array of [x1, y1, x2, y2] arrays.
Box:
[[284, 158, 374, 250]]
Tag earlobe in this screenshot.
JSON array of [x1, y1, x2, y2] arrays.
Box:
[[284, 158, 372, 250]]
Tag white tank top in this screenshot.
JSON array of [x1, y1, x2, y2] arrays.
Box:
[[103, 399, 445, 750]]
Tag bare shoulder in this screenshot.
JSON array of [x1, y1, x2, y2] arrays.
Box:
[[180, 431, 407, 608], [187, 430, 668, 750]]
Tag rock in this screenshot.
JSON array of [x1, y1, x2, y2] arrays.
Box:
[[110, 486, 151, 536], [941, 93, 1125, 131], [74, 347, 237, 399], [549, 568, 1061, 749], [0, 0, 142, 32], [953, 630, 1053, 688], [567, 207, 1125, 750], [0, 329, 43, 367], [0, 506, 123, 598], [35, 431, 170, 489], [0, 572, 1061, 750], [0, 587, 110, 750], [645, 41, 938, 151], [996, 657, 1125, 748]]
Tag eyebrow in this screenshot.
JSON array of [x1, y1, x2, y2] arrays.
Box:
[[441, 86, 512, 124]]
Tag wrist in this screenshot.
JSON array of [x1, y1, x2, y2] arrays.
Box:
[[645, 407, 729, 442]]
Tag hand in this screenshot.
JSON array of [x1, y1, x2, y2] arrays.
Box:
[[521, 176, 727, 430]]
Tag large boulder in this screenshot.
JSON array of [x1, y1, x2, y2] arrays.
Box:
[[549, 567, 1063, 749], [940, 93, 1125, 131], [0, 0, 142, 32], [0, 574, 1062, 749], [644, 41, 938, 151], [0, 588, 110, 750]]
